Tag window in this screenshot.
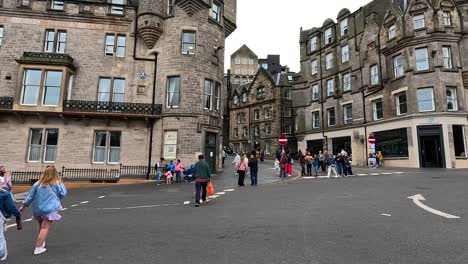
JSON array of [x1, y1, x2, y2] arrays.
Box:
[[98, 78, 125, 103], [373, 99, 383, 120], [327, 108, 335, 127], [413, 14, 425, 30], [265, 108, 272, 119], [234, 128, 238, 138], [249, 69, 254, 75], [312, 111, 320, 129], [311, 60, 318, 75], [254, 109, 260, 120], [109, 0, 124, 15], [182, 31, 196, 54], [343, 73, 351, 91], [166, 76, 180, 107], [242, 69, 247, 75], [324, 28, 332, 44], [254, 126, 260, 136], [211, 1, 221, 22], [204, 80, 213, 110], [447, 87, 458, 111], [443, 11, 451, 26], [236, 113, 241, 124], [388, 24, 396, 39], [326, 53, 333, 69], [327, 79, 334, 96], [415, 48, 429, 71], [215, 83, 221, 111], [233, 95, 238, 104], [243, 127, 248, 137], [265, 124, 271, 135], [50, 0, 64, 10], [282, 124, 292, 135], [242, 93, 247, 102], [375, 128, 409, 158], [312, 84, 319, 100], [283, 89, 291, 100], [370, 64, 379, 86], [167, 0, 174, 15], [417, 88, 435, 112], [235, 69, 240, 75], [340, 19, 348, 36], [242, 58, 247, 65], [18, 0, 31, 7], [0, 26, 3, 47], [45, 29, 66, 53], [235, 58, 240, 64], [261, 63, 268, 70], [453, 125, 466, 158], [283, 104, 291, 117], [442, 46, 453, 69], [395, 92, 407, 116], [22, 69, 63, 106], [28, 129, 59, 163], [393, 55, 404, 77], [343, 104, 352, 124], [105, 34, 126, 57], [257, 86, 265, 98], [163, 131, 177, 160], [310, 36, 318, 51], [93, 131, 121, 163], [341, 45, 349, 63], [249, 59, 254, 65]]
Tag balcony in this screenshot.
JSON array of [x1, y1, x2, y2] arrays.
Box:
[[63, 100, 162, 117]]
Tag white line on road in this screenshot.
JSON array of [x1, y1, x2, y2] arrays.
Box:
[[370, 173, 380, 176], [381, 213, 392, 217], [394, 172, 404, 174], [317, 176, 330, 179], [98, 196, 106, 199], [223, 189, 235, 192], [302, 177, 316, 179], [357, 174, 367, 176], [71, 204, 79, 207], [62, 208, 68, 211], [208, 195, 219, 199], [184, 201, 190, 205], [408, 194, 460, 219], [215, 192, 226, 195], [80, 201, 89, 204], [382, 173, 393, 175]]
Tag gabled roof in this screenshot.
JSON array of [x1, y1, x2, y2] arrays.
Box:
[[230, 44, 258, 58]]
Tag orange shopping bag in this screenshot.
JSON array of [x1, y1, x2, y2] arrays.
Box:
[[207, 182, 214, 196]]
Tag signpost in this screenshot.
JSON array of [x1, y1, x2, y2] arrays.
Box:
[[278, 135, 288, 146], [368, 135, 376, 167]]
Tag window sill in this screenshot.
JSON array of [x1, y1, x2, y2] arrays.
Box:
[[419, 110, 435, 113], [342, 90, 351, 95], [391, 75, 405, 82], [442, 68, 458, 73], [47, 8, 65, 12], [413, 69, 435, 75], [414, 27, 426, 32]]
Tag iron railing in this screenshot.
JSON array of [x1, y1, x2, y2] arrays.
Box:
[[0, 97, 13, 110], [61, 167, 120, 182], [63, 100, 162, 116], [120, 165, 156, 178]]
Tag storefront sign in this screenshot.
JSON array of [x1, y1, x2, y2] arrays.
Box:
[[164, 131, 178, 160]]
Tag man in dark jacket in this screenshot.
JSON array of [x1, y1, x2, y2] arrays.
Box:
[[248, 155, 259, 186], [193, 154, 211, 207]]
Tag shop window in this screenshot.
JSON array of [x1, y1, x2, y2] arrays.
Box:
[[374, 128, 409, 157], [453, 125, 466, 158]]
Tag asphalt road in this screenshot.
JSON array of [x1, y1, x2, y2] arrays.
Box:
[[4, 160, 468, 264]]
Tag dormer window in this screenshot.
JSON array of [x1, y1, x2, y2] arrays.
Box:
[[211, 1, 221, 22], [50, 0, 64, 10], [324, 28, 332, 44], [167, 0, 174, 15], [242, 93, 247, 102], [443, 11, 451, 26], [413, 14, 425, 30], [340, 19, 348, 36], [310, 36, 318, 51], [388, 24, 396, 39], [233, 95, 238, 105], [109, 0, 124, 15]]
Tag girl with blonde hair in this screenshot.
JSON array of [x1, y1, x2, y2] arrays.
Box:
[[20, 166, 67, 256]]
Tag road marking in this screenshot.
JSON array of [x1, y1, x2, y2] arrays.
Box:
[[382, 172, 393, 175], [408, 194, 460, 219], [223, 189, 235, 192], [317, 176, 330, 179], [98, 196, 106, 199], [71, 204, 79, 207], [357, 174, 367, 176], [208, 195, 220, 199], [381, 213, 392, 217], [62, 208, 68, 211], [184, 201, 190, 205], [395, 172, 404, 174], [370, 173, 380, 176], [80, 201, 89, 204], [215, 192, 226, 195], [302, 177, 316, 179]]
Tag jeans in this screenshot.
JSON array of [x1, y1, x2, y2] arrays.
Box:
[[156, 170, 162, 184], [238, 170, 246, 186], [250, 170, 258, 185], [320, 161, 326, 172], [314, 165, 319, 176], [280, 167, 287, 178], [336, 163, 343, 176], [300, 163, 306, 176], [175, 171, 181, 183], [195, 181, 208, 204], [306, 164, 312, 176]]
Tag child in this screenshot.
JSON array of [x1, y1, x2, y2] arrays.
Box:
[[168, 161, 175, 183], [20, 166, 67, 255], [174, 160, 183, 183], [274, 158, 280, 176], [165, 170, 173, 185]]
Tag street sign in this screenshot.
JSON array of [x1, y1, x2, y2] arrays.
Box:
[[368, 135, 376, 144], [278, 135, 288, 146]]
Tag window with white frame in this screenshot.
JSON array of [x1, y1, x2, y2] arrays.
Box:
[[98, 78, 125, 103], [249, 69, 254, 75], [215, 83, 221, 111], [340, 19, 348, 36], [324, 28, 332, 44], [242, 92, 247, 102], [249, 59, 254, 65], [163, 131, 177, 160], [254, 109, 260, 120], [182, 31, 196, 54], [204, 80, 213, 110], [50, 0, 64, 10], [265, 124, 271, 135], [393, 55, 404, 77], [327, 79, 334, 96], [211, 1, 221, 22], [312, 84, 319, 100], [233, 128, 238, 138], [413, 14, 425, 30], [343, 73, 351, 91], [447, 87, 458, 111], [167, 0, 174, 15], [166, 76, 180, 107], [341, 45, 349, 63], [388, 24, 396, 39], [93, 131, 121, 163], [370, 64, 379, 86], [243, 127, 248, 137], [312, 111, 320, 129], [326, 53, 333, 69], [254, 126, 260, 136], [417, 88, 435, 112], [442, 46, 453, 69], [0, 26, 3, 47], [282, 124, 292, 135], [105, 33, 126, 57], [242, 68, 247, 75], [415, 47, 429, 71], [22, 69, 63, 106], [443, 11, 451, 26], [265, 108, 272, 119], [311, 60, 318, 75], [343, 104, 352, 124], [233, 95, 238, 104], [310, 36, 318, 51], [109, 0, 124, 15], [283, 104, 291, 117], [242, 58, 247, 65], [28, 128, 59, 163], [395, 92, 407, 116], [373, 99, 383, 120], [234, 69, 240, 75], [45, 29, 66, 53], [257, 86, 264, 98], [327, 108, 335, 126], [235, 57, 240, 64]]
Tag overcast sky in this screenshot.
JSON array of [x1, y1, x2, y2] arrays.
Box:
[[225, 0, 372, 73]]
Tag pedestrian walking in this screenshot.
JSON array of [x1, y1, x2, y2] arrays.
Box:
[[236, 155, 248, 187], [0, 167, 13, 202], [0, 181, 22, 261], [305, 152, 313, 176], [279, 152, 288, 178], [232, 152, 241, 175], [275, 148, 282, 161], [222, 148, 226, 168], [319, 151, 326, 172], [274, 158, 280, 176], [313, 154, 320, 177], [20, 166, 67, 255], [336, 153, 344, 176], [174, 159, 183, 183], [193, 154, 211, 207], [286, 152, 293, 177], [248, 155, 259, 186], [326, 154, 339, 178], [377, 151, 384, 167], [155, 158, 165, 186], [299, 150, 306, 176], [344, 155, 353, 176]]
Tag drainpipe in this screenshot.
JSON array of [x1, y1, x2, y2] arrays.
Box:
[[318, 31, 328, 150]]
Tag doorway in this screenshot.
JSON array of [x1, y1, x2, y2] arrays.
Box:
[[205, 133, 217, 173], [417, 126, 445, 168]]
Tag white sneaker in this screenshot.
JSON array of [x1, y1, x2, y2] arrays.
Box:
[[1, 252, 7, 261], [33, 247, 47, 255]]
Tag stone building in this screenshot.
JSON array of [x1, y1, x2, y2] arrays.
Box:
[[0, 0, 237, 174], [229, 67, 294, 156], [293, 0, 468, 168], [230, 44, 258, 85]]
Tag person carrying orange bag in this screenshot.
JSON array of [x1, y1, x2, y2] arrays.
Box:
[[207, 182, 214, 196], [193, 154, 211, 207]]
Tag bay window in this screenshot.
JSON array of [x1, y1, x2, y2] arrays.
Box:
[[442, 46, 453, 69], [21, 69, 63, 106], [446, 87, 458, 111], [415, 48, 429, 71], [417, 88, 435, 112]]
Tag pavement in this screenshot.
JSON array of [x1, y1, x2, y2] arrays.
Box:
[[3, 158, 468, 264]]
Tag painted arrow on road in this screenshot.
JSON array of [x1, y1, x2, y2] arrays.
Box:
[[408, 194, 460, 219]]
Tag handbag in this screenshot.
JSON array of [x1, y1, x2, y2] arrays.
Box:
[[207, 182, 214, 196]]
